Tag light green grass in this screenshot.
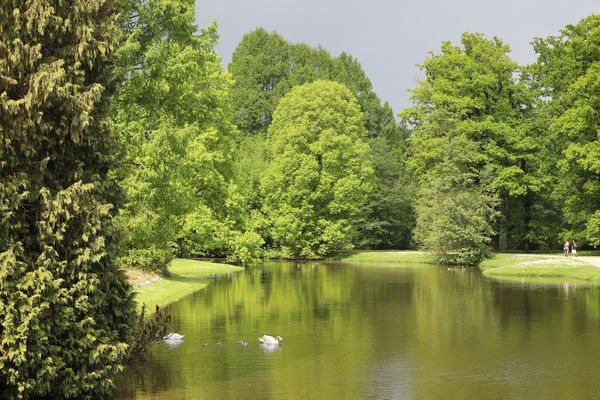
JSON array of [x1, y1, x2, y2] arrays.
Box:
[[336, 250, 435, 264], [481, 254, 600, 283], [495, 249, 600, 256], [134, 258, 243, 309]]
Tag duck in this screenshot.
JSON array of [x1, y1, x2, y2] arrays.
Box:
[[215, 341, 222, 347], [259, 335, 283, 345], [201, 343, 209, 348], [237, 339, 248, 346], [163, 332, 184, 340]]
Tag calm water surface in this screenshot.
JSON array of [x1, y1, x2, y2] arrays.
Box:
[[114, 261, 600, 400]]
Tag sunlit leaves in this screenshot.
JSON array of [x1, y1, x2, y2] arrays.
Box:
[[0, 2, 135, 397], [262, 81, 374, 258]]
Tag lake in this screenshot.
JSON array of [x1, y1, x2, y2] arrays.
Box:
[[113, 261, 600, 399]]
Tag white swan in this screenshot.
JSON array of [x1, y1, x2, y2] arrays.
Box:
[[259, 335, 283, 345], [163, 332, 184, 340]]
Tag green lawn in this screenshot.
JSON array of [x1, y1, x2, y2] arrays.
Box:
[[335, 250, 435, 264], [334, 251, 600, 283], [134, 258, 243, 309], [481, 254, 600, 283]]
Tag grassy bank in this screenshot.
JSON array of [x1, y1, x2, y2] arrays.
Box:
[[481, 254, 600, 283], [134, 258, 243, 309], [335, 251, 600, 284], [336, 250, 435, 264]]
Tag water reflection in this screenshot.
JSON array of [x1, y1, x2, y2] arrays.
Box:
[[163, 340, 184, 349], [259, 343, 282, 353], [114, 261, 600, 400]]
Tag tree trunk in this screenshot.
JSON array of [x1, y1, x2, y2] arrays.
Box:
[[491, 234, 500, 251]]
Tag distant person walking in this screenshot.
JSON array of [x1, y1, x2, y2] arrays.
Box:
[[564, 241, 570, 256], [572, 240, 578, 257]]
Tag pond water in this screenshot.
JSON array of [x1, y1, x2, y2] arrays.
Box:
[[113, 261, 600, 400]]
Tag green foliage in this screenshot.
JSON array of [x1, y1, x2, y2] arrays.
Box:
[[227, 230, 265, 266], [112, 1, 261, 262], [229, 28, 292, 133], [0, 1, 135, 398], [229, 28, 400, 140], [262, 80, 375, 258], [229, 28, 415, 249], [415, 174, 497, 265], [232, 134, 271, 211], [128, 304, 172, 357], [117, 248, 173, 276], [531, 15, 600, 247], [357, 128, 415, 249], [404, 33, 538, 261]]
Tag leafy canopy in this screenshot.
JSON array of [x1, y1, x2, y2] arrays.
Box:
[[262, 80, 375, 258], [111, 1, 260, 262], [532, 15, 600, 246]]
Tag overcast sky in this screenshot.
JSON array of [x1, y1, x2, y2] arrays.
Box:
[[195, 0, 598, 113]]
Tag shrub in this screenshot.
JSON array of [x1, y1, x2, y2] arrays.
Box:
[[117, 248, 173, 276], [128, 305, 172, 358], [0, 2, 135, 398], [415, 177, 497, 266], [227, 231, 265, 265]]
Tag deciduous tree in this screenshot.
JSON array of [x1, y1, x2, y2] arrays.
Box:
[[262, 81, 374, 258], [405, 33, 530, 261], [531, 15, 600, 246], [112, 2, 250, 261]]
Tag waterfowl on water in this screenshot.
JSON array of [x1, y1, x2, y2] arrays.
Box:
[[202, 343, 209, 348], [163, 332, 184, 340], [237, 339, 248, 346], [259, 335, 283, 345], [216, 341, 222, 347]]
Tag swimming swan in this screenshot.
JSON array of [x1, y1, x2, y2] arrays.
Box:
[[163, 332, 184, 340], [259, 335, 283, 345]]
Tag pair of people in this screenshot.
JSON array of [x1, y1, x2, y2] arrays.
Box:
[[563, 240, 578, 256]]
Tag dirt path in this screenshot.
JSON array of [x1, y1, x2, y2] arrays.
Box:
[[497, 253, 600, 268], [578, 256, 600, 268]]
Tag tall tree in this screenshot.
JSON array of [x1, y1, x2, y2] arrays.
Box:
[[405, 33, 533, 261], [262, 80, 374, 258], [230, 28, 415, 249], [111, 1, 258, 262], [229, 28, 292, 134], [0, 1, 135, 398], [358, 124, 415, 249], [531, 15, 600, 246]]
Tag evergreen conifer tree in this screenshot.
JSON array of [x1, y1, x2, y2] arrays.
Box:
[[0, 1, 135, 398]]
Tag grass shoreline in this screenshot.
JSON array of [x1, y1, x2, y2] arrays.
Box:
[[134, 258, 243, 309], [333, 250, 435, 264], [338, 250, 600, 283], [480, 253, 600, 283]]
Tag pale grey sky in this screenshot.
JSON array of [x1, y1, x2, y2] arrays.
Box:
[[195, 0, 598, 113]]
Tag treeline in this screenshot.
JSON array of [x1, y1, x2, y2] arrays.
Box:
[[111, 2, 600, 265], [112, 3, 600, 267], [407, 20, 600, 264], [113, 13, 415, 266]]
